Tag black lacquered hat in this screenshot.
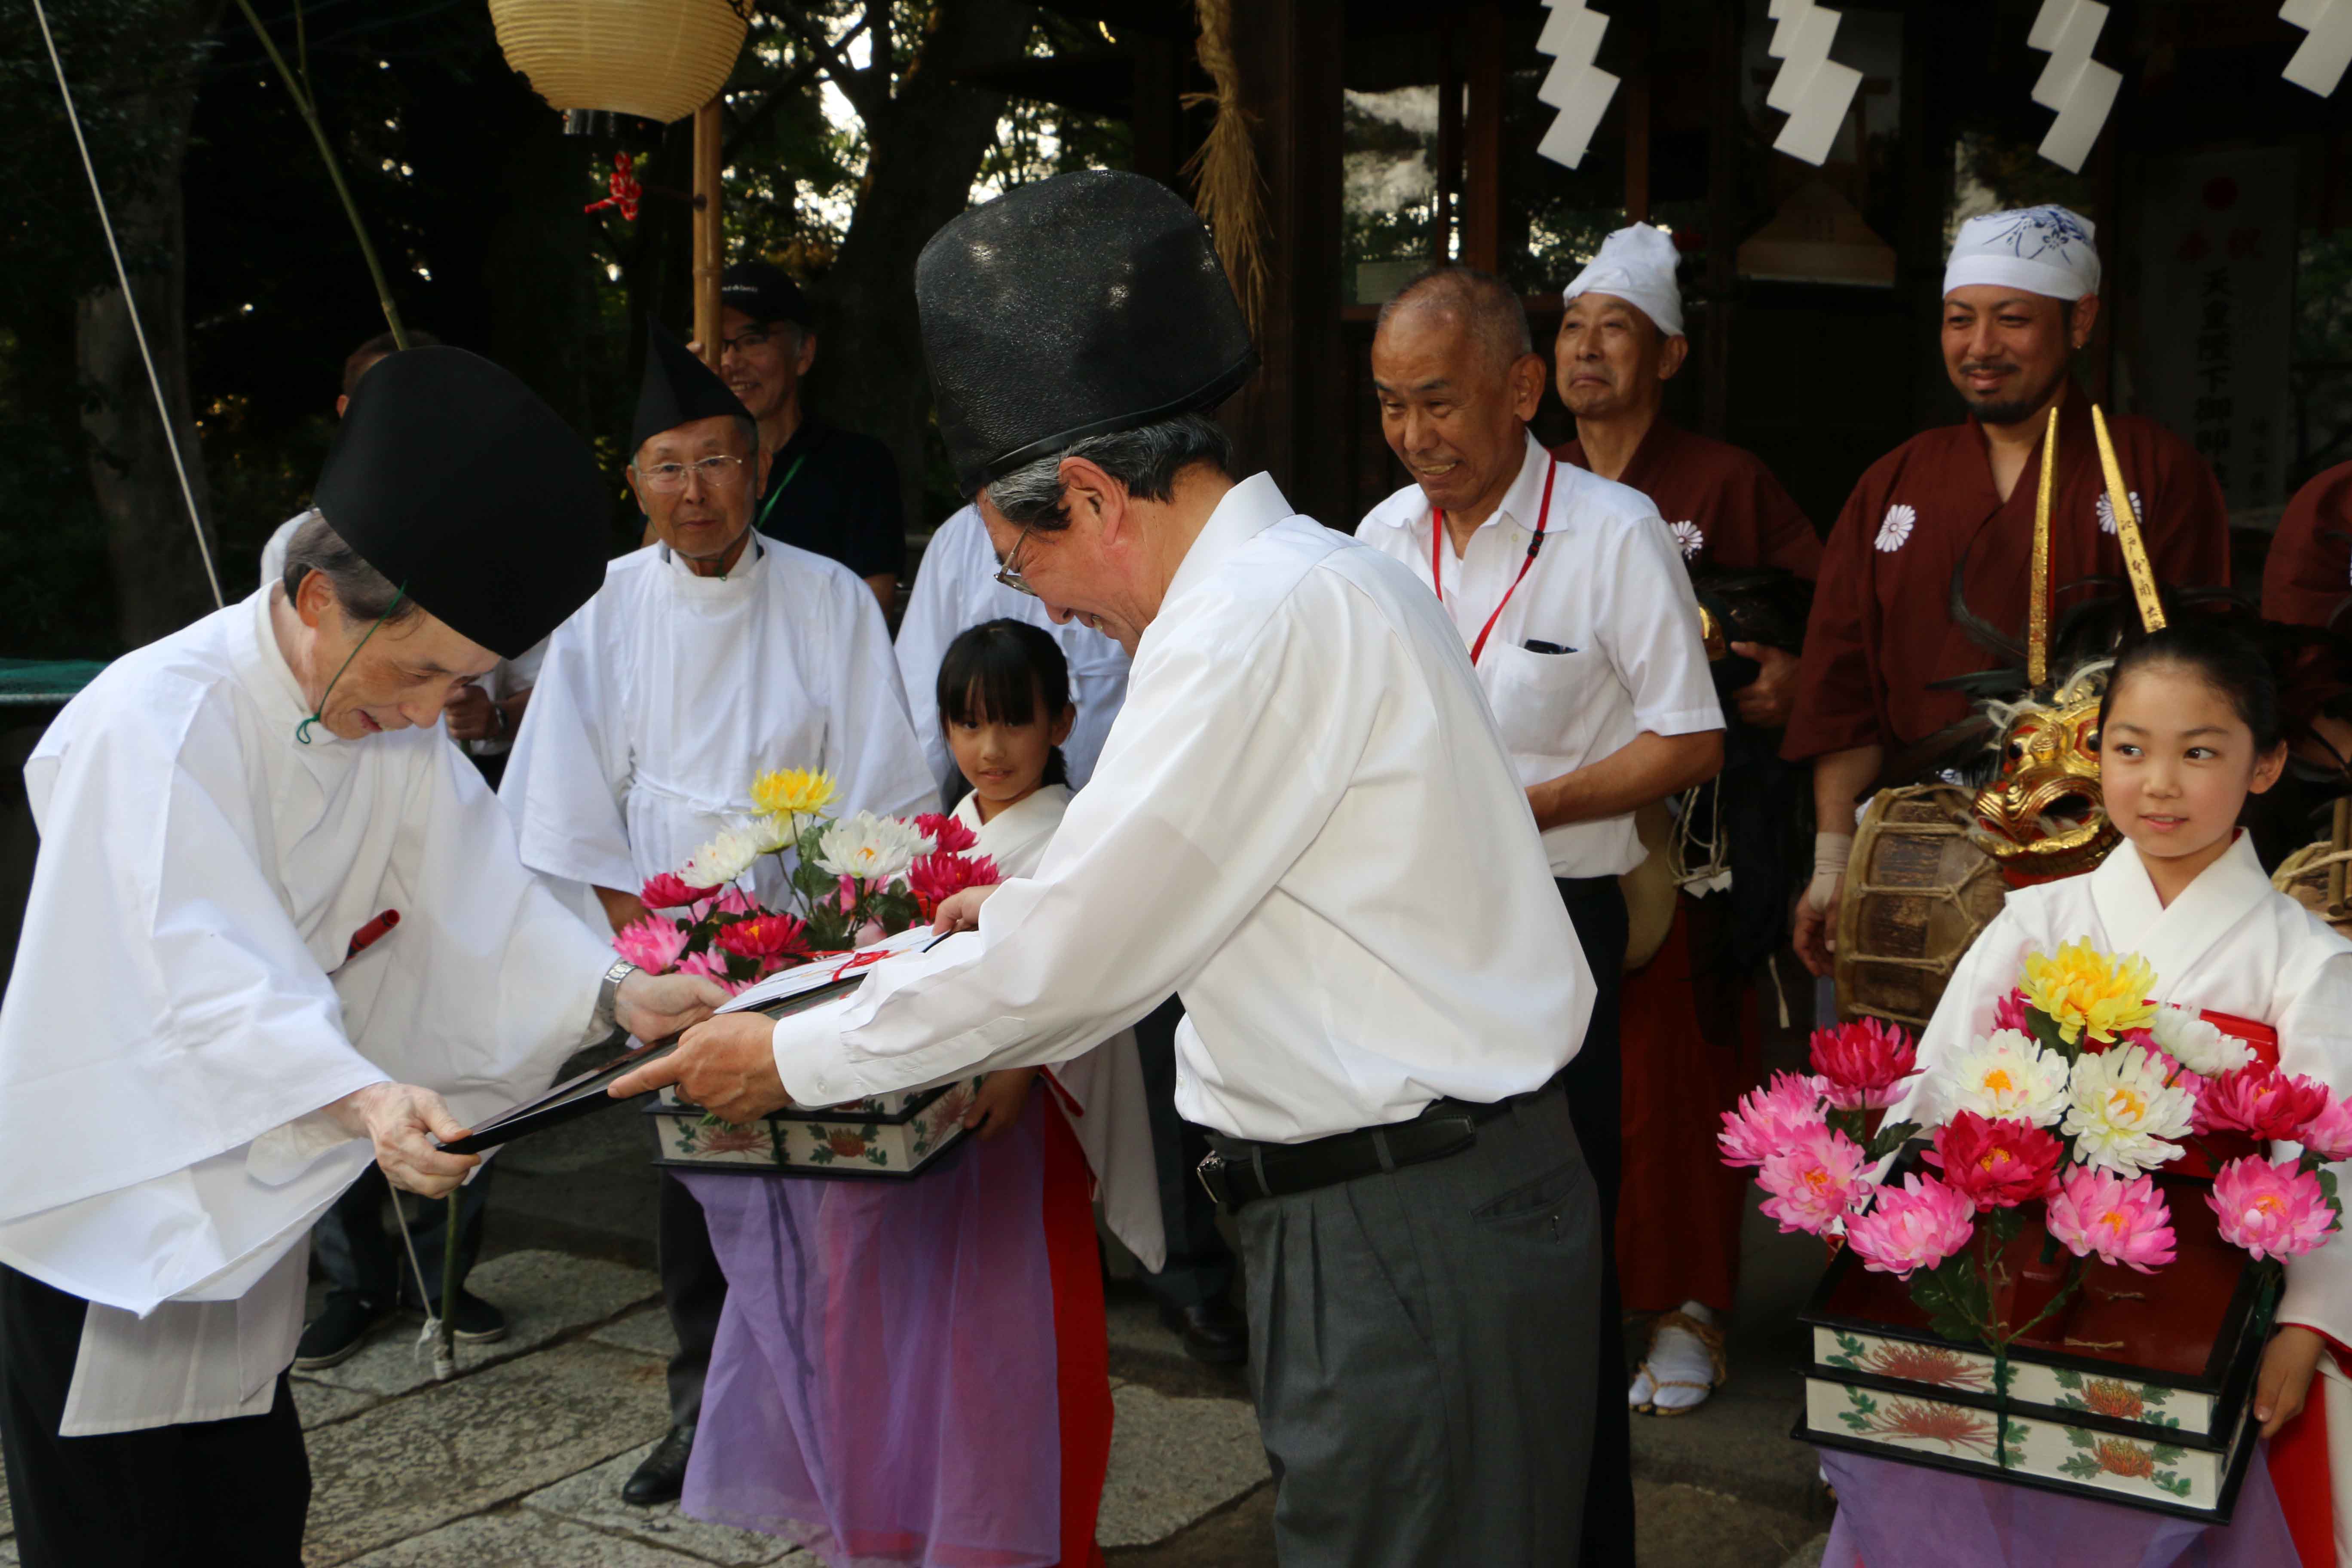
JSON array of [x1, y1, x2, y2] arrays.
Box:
[[313, 346, 607, 660], [916, 169, 1258, 497], [631, 318, 753, 454]]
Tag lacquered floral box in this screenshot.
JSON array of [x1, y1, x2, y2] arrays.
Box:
[[645, 1077, 987, 1178], [1797, 1168, 2268, 1522]]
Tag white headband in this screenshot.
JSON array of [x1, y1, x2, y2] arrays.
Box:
[[1562, 222, 1685, 337], [1943, 205, 2101, 302]]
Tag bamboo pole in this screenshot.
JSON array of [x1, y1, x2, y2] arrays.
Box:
[[231, 0, 408, 352], [693, 98, 723, 371]]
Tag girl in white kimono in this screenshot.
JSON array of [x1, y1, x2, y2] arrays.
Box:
[[679, 620, 1158, 1568], [1844, 621, 2352, 1566]]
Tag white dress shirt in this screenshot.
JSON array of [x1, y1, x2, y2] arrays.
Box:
[[260, 511, 545, 758], [0, 588, 614, 1430], [948, 784, 1164, 1270], [1356, 431, 1724, 878], [769, 473, 1593, 1144], [500, 533, 938, 909], [895, 504, 1130, 799]]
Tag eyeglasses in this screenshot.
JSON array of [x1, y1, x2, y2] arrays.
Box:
[[720, 328, 778, 356], [637, 455, 748, 492], [994, 521, 1040, 597]]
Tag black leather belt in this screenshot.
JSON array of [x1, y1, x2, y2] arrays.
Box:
[[1196, 1077, 1561, 1213]]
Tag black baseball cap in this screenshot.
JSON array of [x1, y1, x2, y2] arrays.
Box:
[[720, 262, 815, 332]]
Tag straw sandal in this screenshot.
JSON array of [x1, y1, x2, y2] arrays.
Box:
[[1634, 1309, 1727, 1417]]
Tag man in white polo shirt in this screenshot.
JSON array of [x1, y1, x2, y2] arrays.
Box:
[[1356, 266, 1724, 1568]]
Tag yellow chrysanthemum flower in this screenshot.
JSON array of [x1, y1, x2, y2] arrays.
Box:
[[751, 768, 836, 817], [2018, 940, 2157, 1046]]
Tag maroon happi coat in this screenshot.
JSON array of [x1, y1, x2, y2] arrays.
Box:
[[2263, 461, 2352, 631], [1553, 419, 1822, 580], [1557, 417, 1818, 1317], [1782, 387, 2230, 760]]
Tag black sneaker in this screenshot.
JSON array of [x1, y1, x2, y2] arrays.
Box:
[[294, 1292, 393, 1370]]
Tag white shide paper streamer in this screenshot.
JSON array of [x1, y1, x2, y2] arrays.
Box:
[[1764, 0, 1862, 167], [2282, 0, 2352, 97], [2026, 0, 2122, 173], [1534, 0, 1619, 172]]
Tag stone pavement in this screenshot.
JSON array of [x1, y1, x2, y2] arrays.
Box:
[[0, 1088, 1841, 1568]]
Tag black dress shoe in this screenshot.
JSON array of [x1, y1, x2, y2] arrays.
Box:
[[622, 1424, 695, 1506], [1159, 1298, 1249, 1365]]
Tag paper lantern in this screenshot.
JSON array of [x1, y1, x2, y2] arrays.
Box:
[[488, 0, 748, 126]]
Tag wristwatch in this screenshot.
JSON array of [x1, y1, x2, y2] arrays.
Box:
[[594, 956, 639, 1038]]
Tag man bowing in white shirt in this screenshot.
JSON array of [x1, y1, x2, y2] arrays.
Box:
[[619, 171, 1608, 1566], [0, 348, 725, 1568], [499, 318, 936, 1505], [1355, 266, 1725, 1568]]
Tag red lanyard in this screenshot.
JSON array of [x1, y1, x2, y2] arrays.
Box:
[[1433, 460, 1557, 664]]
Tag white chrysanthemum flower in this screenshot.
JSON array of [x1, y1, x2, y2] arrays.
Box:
[[814, 812, 929, 883], [1669, 520, 1705, 559], [747, 812, 798, 856], [2062, 1044, 2196, 1175], [682, 826, 762, 889], [1944, 1029, 2070, 1127], [2148, 1004, 2253, 1078], [2093, 489, 2142, 536], [1874, 504, 1915, 553]]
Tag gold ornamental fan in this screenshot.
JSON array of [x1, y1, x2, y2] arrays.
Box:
[[489, 0, 748, 125]]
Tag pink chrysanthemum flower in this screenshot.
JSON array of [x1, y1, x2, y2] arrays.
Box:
[[1755, 1124, 1867, 1237], [2197, 1066, 2334, 1142], [911, 812, 978, 854], [640, 873, 715, 911], [907, 851, 1003, 909], [2209, 1157, 2340, 1262], [613, 916, 688, 975], [1718, 1072, 1829, 1168], [2294, 1094, 2352, 1164], [1923, 1112, 2064, 1212], [1991, 988, 2033, 1035], [1845, 1176, 1975, 1279], [2045, 1164, 2177, 1274], [1809, 1017, 1921, 1110], [674, 949, 748, 996]]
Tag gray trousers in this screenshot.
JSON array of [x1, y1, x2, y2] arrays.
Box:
[[1239, 1084, 1602, 1567]]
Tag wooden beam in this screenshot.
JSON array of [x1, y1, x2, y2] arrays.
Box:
[[692, 98, 723, 370], [1624, 9, 1651, 225], [1224, 0, 1345, 522], [1701, 0, 1737, 438], [1462, 0, 1503, 272], [1436, 12, 1460, 265]]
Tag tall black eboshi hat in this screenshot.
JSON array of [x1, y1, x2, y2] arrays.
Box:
[[916, 169, 1258, 497], [312, 346, 606, 660], [632, 318, 753, 454]]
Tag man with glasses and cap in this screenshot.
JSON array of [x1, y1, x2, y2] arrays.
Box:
[[716, 261, 906, 613], [1785, 205, 2231, 980], [0, 348, 726, 1568], [620, 169, 1610, 1566], [499, 319, 936, 1507]]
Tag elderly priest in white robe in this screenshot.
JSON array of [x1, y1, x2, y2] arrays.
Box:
[[620, 171, 1607, 1567], [498, 318, 936, 1506], [0, 348, 725, 1568]]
